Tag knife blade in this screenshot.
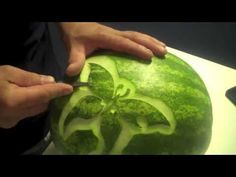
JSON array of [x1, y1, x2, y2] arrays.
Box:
[[57, 81, 90, 88], [71, 82, 90, 88]]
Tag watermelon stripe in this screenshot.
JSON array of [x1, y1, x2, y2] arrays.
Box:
[[51, 52, 212, 155]]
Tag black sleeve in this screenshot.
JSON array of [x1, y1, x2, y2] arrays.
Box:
[[0, 22, 64, 154], [0, 22, 41, 66]]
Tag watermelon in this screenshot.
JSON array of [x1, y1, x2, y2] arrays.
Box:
[[50, 52, 213, 155]]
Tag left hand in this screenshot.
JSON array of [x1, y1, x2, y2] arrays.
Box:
[[59, 22, 167, 76]]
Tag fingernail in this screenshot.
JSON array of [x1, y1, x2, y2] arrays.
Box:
[[41, 75, 55, 84], [162, 47, 168, 54], [158, 46, 167, 53], [154, 47, 167, 58], [63, 86, 73, 95]]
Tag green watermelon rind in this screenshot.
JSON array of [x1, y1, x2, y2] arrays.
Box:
[[50, 52, 213, 155]]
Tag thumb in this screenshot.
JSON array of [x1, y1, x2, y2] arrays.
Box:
[[2, 65, 55, 87], [66, 45, 86, 76]]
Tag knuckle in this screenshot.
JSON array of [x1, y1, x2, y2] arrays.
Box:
[[0, 65, 13, 73], [29, 74, 41, 85], [94, 25, 108, 36], [130, 31, 139, 38], [96, 29, 107, 39], [25, 72, 41, 85], [93, 24, 102, 32], [124, 31, 139, 38]]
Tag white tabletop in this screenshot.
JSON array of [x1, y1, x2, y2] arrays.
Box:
[[43, 47, 236, 155]]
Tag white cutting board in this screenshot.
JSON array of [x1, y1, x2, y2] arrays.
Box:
[[43, 47, 236, 155], [167, 47, 236, 154]]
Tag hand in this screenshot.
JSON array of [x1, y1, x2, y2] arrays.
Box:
[[59, 22, 167, 76], [0, 65, 73, 129]]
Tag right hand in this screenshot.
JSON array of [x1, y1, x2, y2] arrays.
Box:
[[59, 22, 167, 76], [0, 65, 73, 129]]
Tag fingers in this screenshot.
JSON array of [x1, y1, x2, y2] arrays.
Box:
[[62, 23, 168, 77], [66, 45, 86, 76], [120, 31, 167, 56], [0, 65, 55, 86], [14, 83, 73, 108], [123, 31, 166, 47], [96, 33, 154, 60], [0, 81, 73, 129]]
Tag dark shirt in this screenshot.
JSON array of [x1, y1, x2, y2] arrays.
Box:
[[0, 22, 65, 154]]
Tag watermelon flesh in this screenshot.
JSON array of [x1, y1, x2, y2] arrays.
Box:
[[50, 52, 213, 154]]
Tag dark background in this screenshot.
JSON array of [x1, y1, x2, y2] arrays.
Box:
[[98, 22, 236, 69], [49, 22, 236, 69]]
